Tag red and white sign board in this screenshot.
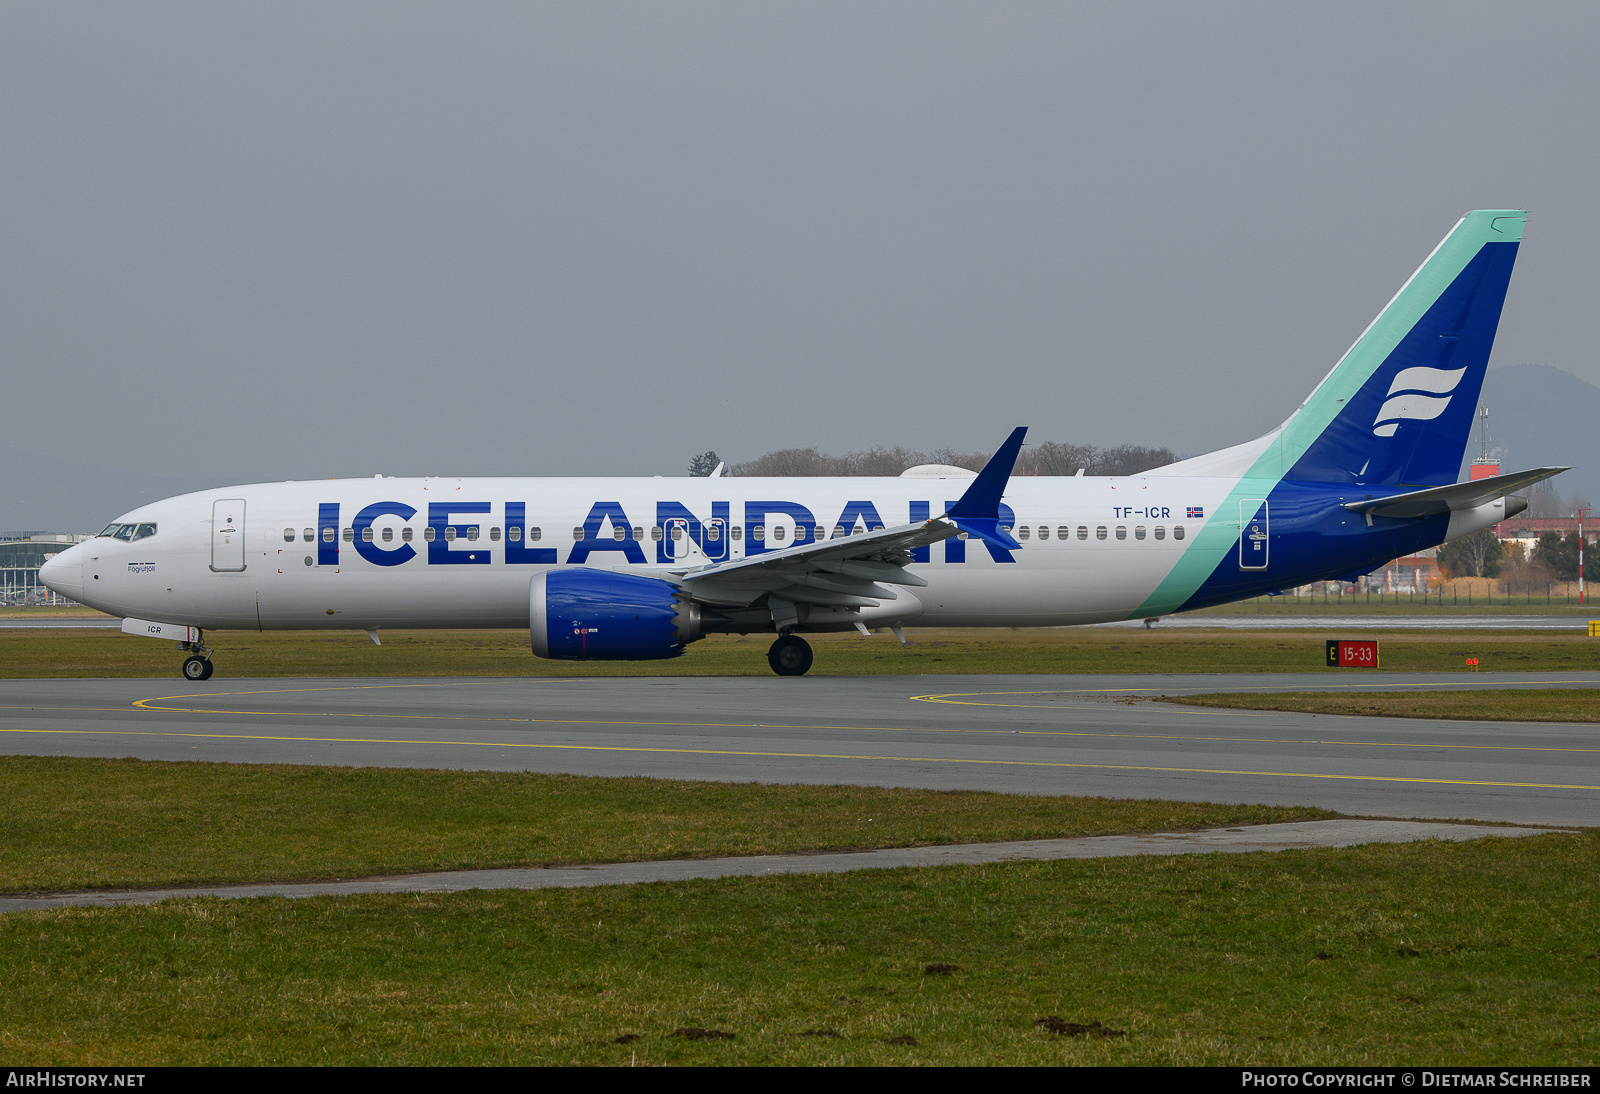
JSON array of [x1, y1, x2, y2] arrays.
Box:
[[1325, 639, 1379, 668]]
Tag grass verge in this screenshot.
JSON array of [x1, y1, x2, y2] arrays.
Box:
[[3, 832, 1594, 1064], [1188, 596, 1595, 616], [0, 756, 1336, 893], [1171, 689, 1600, 723], [7, 626, 1600, 677]]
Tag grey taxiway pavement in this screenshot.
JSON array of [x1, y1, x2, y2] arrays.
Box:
[[2, 672, 1597, 827]]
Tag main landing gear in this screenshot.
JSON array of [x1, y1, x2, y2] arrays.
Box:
[[178, 633, 215, 680], [767, 634, 814, 677]]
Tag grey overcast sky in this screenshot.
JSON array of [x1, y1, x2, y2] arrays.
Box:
[[5, 1, 1599, 522]]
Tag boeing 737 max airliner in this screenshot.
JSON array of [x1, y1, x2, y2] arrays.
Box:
[[40, 210, 1565, 679]]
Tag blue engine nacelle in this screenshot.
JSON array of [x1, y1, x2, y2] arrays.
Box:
[[530, 570, 703, 660]]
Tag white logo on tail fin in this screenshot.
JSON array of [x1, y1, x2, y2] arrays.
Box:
[[1371, 366, 1467, 437]]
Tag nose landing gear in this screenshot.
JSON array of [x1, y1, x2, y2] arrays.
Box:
[[177, 633, 215, 680], [767, 634, 814, 676]]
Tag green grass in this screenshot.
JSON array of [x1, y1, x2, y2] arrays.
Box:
[[1189, 594, 1596, 616], [0, 757, 1336, 893], [8, 625, 1600, 677], [3, 832, 1595, 1065], [1172, 689, 1600, 723]]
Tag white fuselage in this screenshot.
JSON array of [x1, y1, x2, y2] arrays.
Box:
[[47, 474, 1240, 633]]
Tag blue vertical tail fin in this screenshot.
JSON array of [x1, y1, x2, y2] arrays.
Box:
[[1278, 210, 1524, 487]]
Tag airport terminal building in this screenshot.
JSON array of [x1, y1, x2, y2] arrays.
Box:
[[1, 531, 91, 605]]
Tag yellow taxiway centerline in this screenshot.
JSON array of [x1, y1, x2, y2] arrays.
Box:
[[0, 724, 1596, 791]]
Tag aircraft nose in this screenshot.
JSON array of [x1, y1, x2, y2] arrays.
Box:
[[38, 543, 84, 601]]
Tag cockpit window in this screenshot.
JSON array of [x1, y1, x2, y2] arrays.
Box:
[[132, 523, 157, 542], [99, 524, 121, 538], [112, 524, 137, 541]]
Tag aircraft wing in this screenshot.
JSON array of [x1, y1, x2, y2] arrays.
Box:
[[1342, 466, 1568, 520], [677, 427, 1027, 612]]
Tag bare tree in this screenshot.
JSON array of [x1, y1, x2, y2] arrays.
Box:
[[1437, 527, 1503, 578], [1500, 556, 1555, 594], [726, 439, 1176, 478], [1525, 480, 1564, 519]]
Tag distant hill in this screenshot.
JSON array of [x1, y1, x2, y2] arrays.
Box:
[[1474, 364, 1599, 507]]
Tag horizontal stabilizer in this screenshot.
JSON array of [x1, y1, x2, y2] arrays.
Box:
[[1342, 467, 1567, 519]]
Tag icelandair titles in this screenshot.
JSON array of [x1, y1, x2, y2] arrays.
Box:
[[311, 499, 1025, 567]]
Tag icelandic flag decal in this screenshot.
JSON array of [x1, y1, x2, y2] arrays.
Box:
[[1186, 506, 1204, 519]]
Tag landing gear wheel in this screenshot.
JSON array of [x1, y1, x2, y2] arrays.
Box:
[[767, 634, 814, 677], [182, 656, 214, 681]]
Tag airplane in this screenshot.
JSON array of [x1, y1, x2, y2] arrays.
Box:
[[40, 209, 1564, 680]]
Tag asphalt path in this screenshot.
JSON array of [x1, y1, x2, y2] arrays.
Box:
[[0, 820, 1557, 913], [2, 672, 1598, 827]]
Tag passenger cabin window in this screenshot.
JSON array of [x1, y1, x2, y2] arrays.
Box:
[[445, 527, 458, 542], [752, 525, 765, 541], [322, 528, 336, 543], [1174, 525, 1185, 540], [1115, 526, 1127, 540], [423, 526, 436, 542], [650, 526, 663, 542], [705, 525, 719, 541], [283, 527, 295, 542], [490, 527, 501, 542], [1134, 526, 1146, 540], [773, 526, 786, 541], [528, 527, 541, 541], [572, 527, 583, 541], [382, 527, 394, 542], [1096, 526, 1107, 540], [1154, 526, 1165, 540], [1038, 526, 1049, 540], [361, 527, 374, 542], [632, 527, 644, 541], [731, 526, 741, 541], [1017, 526, 1030, 541], [507, 526, 521, 542], [833, 525, 846, 538], [613, 526, 626, 541], [670, 525, 683, 541], [302, 528, 314, 542], [342, 528, 354, 542], [402, 527, 413, 542], [1077, 526, 1087, 540]]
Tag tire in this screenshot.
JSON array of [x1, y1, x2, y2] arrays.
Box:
[[767, 634, 814, 677], [182, 656, 212, 681]]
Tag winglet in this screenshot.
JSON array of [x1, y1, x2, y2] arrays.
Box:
[[944, 426, 1027, 551]]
